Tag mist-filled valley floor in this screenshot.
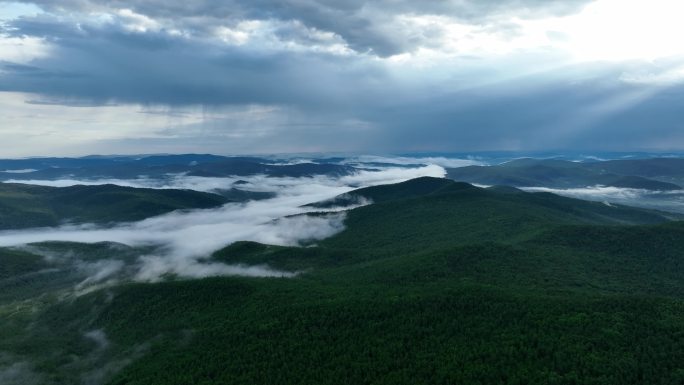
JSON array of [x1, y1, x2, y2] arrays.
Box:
[[2, 153, 684, 384]]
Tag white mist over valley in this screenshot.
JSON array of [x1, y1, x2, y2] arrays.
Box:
[[0, 159, 445, 284]]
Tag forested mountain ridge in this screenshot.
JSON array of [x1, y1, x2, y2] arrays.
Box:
[[2, 176, 684, 384], [0, 183, 230, 229]]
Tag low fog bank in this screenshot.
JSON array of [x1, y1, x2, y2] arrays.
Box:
[[341, 155, 484, 169], [4, 163, 445, 193], [0, 361, 42, 385], [0, 163, 446, 283], [522, 186, 684, 214]]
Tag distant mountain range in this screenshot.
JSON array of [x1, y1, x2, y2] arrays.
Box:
[[447, 157, 684, 190], [0, 154, 356, 180], [5, 154, 684, 193]]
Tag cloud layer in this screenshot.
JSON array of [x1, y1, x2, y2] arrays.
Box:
[[1, 0, 684, 154], [5, 0, 593, 57]]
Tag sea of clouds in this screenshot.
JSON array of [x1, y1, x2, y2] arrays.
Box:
[[6, 153, 682, 289], [0, 161, 447, 285]]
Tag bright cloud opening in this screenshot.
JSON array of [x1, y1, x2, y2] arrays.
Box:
[[559, 0, 684, 62]]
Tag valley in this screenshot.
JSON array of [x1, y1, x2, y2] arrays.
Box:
[[1, 155, 684, 384]]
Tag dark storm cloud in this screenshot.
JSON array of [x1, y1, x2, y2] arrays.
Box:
[[88, 70, 684, 154], [7, 0, 593, 56], [0, 0, 594, 106], [0, 14, 388, 106]]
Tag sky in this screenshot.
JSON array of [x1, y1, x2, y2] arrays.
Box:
[[1, 0, 684, 157]]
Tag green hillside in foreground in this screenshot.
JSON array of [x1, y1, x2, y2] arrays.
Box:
[[0, 183, 230, 229], [2, 177, 684, 384], [446, 158, 683, 190]]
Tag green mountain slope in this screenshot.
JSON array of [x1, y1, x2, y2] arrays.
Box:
[[307, 176, 465, 208], [318, 178, 677, 254], [0, 183, 230, 229], [3, 177, 684, 384]]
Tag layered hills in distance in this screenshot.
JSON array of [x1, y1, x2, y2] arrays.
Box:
[[446, 157, 684, 190], [1, 154, 684, 384], [0, 154, 355, 181]]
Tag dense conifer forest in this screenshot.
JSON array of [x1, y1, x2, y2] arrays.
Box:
[[2, 177, 684, 384]]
